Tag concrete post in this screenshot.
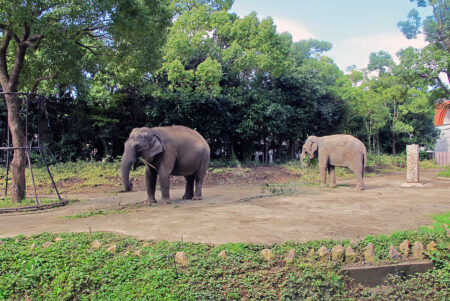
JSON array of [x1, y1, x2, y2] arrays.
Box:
[[402, 144, 423, 187], [406, 144, 419, 183]]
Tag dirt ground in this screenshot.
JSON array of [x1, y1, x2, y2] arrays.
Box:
[[0, 169, 449, 244]]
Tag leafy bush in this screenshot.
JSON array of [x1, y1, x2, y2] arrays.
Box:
[[437, 167, 450, 177], [0, 213, 448, 300]]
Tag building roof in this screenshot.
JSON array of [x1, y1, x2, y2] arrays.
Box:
[[435, 100, 450, 126]]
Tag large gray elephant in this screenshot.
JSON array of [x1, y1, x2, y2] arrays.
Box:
[[300, 134, 367, 190], [120, 126, 210, 203]]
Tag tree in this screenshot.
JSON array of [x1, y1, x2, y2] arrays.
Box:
[[398, 0, 449, 98], [368, 51, 395, 76], [0, 0, 171, 201]]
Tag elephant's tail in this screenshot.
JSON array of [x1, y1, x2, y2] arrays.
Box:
[[363, 150, 367, 177]]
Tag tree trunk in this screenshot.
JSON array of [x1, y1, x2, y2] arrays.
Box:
[[377, 134, 380, 155], [263, 137, 268, 163], [392, 134, 396, 155], [372, 135, 376, 153], [392, 98, 397, 155], [288, 139, 295, 160], [39, 98, 50, 146], [5, 94, 27, 202], [368, 135, 372, 153]]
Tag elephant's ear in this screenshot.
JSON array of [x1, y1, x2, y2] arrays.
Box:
[[311, 142, 318, 154], [149, 134, 165, 158]]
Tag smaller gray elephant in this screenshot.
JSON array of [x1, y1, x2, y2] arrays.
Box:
[[300, 134, 367, 190]]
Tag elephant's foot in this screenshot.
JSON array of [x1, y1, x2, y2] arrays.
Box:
[[329, 183, 337, 188], [182, 194, 193, 200], [145, 198, 157, 204], [193, 195, 202, 200], [355, 185, 364, 191], [160, 198, 172, 204]]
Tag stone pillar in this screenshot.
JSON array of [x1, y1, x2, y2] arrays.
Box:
[[406, 144, 419, 183]]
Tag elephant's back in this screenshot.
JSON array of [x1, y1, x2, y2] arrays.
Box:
[[326, 134, 364, 147], [155, 125, 209, 151]]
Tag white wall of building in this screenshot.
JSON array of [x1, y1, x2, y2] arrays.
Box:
[[435, 110, 450, 152]]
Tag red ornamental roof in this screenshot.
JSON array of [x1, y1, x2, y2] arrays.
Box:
[[435, 100, 450, 126]]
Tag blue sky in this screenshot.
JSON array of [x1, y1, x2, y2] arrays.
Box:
[[231, 0, 432, 71]]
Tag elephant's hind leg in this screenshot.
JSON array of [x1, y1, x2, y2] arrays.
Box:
[[193, 173, 205, 200], [348, 161, 364, 191], [183, 175, 195, 199], [328, 165, 336, 188]]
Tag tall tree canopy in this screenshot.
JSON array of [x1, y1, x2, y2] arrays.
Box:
[[0, 0, 171, 201], [398, 0, 449, 99]]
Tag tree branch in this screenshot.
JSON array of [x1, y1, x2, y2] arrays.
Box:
[[9, 24, 31, 90], [31, 73, 59, 95], [75, 41, 99, 55], [435, 75, 450, 96], [22, 34, 44, 50], [0, 30, 12, 85]]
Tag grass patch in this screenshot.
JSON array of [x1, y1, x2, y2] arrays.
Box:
[[437, 167, 450, 177], [0, 197, 61, 209], [63, 209, 122, 219], [0, 160, 145, 193], [260, 181, 318, 195], [420, 159, 441, 169], [0, 213, 448, 300], [429, 211, 450, 227]]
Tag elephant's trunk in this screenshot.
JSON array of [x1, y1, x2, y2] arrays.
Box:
[[120, 143, 137, 192], [300, 151, 310, 168]]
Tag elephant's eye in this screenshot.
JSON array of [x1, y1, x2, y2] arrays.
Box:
[[135, 146, 142, 154]]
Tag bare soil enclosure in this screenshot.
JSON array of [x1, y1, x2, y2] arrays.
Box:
[[0, 169, 449, 244]]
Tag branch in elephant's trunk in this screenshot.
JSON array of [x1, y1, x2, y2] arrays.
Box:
[[300, 152, 310, 168], [140, 158, 157, 171], [300, 158, 311, 168]]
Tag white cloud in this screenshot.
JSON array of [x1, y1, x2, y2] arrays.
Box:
[[330, 32, 428, 71], [272, 17, 315, 41]]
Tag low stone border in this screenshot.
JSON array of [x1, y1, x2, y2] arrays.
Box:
[[342, 260, 433, 287], [30, 236, 439, 287]]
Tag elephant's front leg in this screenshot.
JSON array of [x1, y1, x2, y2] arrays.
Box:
[[145, 167, 157, 204], [183, 175, 194, 200], [158, 169, 171, 203], [328, 165, 336, 188]]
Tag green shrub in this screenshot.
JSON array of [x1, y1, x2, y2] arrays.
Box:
[[437, 167, 450, 177], [1, 213, 448, 300]]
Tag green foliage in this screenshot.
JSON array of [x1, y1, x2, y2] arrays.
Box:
[[397, 0, 449, 100], [0, 212, 448, 300], [437, 167, 450, 177], [0, 0, 171, 94], [0, 197, 60, 209], [0, 160, 145, 193], [368, 50, 395, 75], [0, 0, 445, 165], [63, 209, 123, 219], [366, 153, 406, 169]]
